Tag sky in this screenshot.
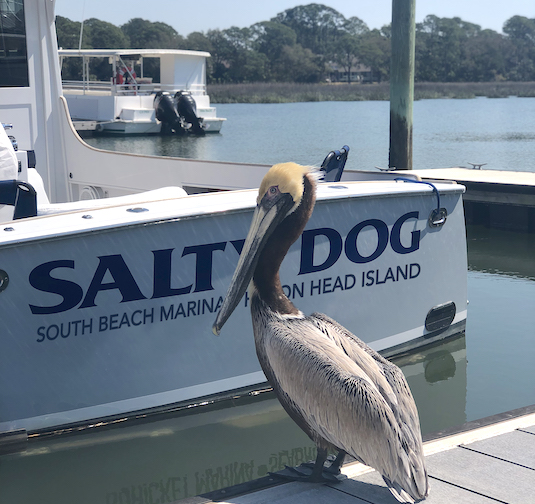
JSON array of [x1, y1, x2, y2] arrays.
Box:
[[54, 0, 534, 36]]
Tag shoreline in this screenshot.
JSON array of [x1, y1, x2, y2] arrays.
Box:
[[208, 81, 535, 104]]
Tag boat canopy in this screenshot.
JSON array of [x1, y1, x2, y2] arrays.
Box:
[[59, 48, 210, 96]]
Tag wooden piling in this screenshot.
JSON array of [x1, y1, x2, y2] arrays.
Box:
[[389, 0, 416, 170]]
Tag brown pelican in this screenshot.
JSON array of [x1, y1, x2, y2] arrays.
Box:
[[213, 163, 429, 503]]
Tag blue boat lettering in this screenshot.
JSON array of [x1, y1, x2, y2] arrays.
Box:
[[299, 211, 420, 274], [29, 242, 229, 315], [28, 213, 421, 316], [36, 318, 94, 343], [362, 263, 421, 287]]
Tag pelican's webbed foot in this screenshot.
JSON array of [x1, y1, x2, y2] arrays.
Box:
[[269, 449, 346, 484]]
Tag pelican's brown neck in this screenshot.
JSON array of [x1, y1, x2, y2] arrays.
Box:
[[253, 173, 316, 315]]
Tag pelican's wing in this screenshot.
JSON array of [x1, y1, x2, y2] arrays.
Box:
[[308, 312, 428, 499], [264, 317, 425, 501], [310, 313, 422, 434]]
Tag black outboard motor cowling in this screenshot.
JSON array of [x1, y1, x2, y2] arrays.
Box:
[[154, 92, 185, 135], [320, 145, 350, 182], [174, 91, 205, 135]]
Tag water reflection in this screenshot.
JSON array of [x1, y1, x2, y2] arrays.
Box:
[[465, 225, 535, 422], [0, 335, 466, 502], [467, 225, 535, 279], [83, 134, 219, 161], [393, 335, 466, 435], [0, 391, 311, 503]]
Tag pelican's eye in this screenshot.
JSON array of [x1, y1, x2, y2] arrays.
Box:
[[267, 185, 279, 198]]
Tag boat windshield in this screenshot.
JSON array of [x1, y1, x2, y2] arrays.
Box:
[[0, 0, 29, 87]]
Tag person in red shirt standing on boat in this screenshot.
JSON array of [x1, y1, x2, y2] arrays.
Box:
[[116, 62, 136, 89]]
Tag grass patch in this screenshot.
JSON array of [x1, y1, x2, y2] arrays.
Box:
[[208, 81, 535, 104]]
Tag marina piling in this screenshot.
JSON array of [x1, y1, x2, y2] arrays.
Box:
[[389, 0, 416, 170]]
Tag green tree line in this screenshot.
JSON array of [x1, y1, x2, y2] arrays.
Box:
[[56, 3, 535, 84]]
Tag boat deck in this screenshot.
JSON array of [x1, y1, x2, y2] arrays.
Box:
[[187, 407, 535, 504]]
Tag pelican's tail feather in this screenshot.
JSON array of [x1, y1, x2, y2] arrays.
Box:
[[382, 476, 415, 503], [410, 451, 429, 500], [382, 469, 429, 503]]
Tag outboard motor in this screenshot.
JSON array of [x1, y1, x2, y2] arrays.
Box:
[[154, 92, 185, 135], [174, 91, 205, 135]]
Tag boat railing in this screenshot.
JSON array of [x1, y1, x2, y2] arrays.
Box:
[[62, 80, 206, 97]]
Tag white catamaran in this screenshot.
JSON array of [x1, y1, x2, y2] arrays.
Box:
[[0, 0, 467, 436]]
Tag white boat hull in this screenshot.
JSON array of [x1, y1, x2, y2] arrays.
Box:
[[97, 120, 162, 135], [95, 117, 225, 135], [0, 0, 467, 437], [202, 117, 226, 133], [0, 181, 467, 433]]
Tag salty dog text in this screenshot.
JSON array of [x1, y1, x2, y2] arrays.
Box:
[[31, 211, 421, 341]]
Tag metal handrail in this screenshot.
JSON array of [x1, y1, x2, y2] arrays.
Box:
[[61, 80, 206, 96]]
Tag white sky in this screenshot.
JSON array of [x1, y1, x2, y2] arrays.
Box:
[[54, 0, 534, 36]]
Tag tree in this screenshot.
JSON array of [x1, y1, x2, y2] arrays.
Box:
[[460, 29, 508, 81], [503, 16, 535, 81], [331, 34, 360, 83], [273, 4, 347, 55], [55, 15, 84, 49], [121, 18, 184, 49], [251, 21, 297, 80], [359, 28, 391, 82], [416, 15, 482, 81], [55, 9, 535, 85], [275, 44, 323, 82], [252, 21, 297, 60], [343, 16, 369, 37], [207, 27, 269, 83], [185, 32, 213, 53], [83, 18, 130, 49]]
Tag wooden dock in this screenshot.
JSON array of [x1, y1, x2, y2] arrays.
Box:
[[415, 168, 535, 232], [183, 406, 535, 504]]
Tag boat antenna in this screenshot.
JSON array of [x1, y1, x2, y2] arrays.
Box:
[[78, 0, 86, 51]]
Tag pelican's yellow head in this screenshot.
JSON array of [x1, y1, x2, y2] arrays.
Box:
[[212, 162, 316, 335], [257, 163, 312, 211]]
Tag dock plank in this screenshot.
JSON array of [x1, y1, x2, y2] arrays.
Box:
[[328, 471, 395, 503], [426, 445, 535, 504], [519, 425, 535, 435], [228, 481, 369, 504], [336, 470, 499, 504], [461, 429, 535, 469]]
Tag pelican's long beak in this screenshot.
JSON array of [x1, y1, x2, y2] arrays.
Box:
[[212, 191, 294, 335]]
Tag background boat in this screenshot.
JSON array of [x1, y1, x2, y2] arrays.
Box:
[[59, 48, 225, 135]]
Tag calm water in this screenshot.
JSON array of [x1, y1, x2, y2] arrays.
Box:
[[1, 98, 534, 503], [84, 97, 535, 172]]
